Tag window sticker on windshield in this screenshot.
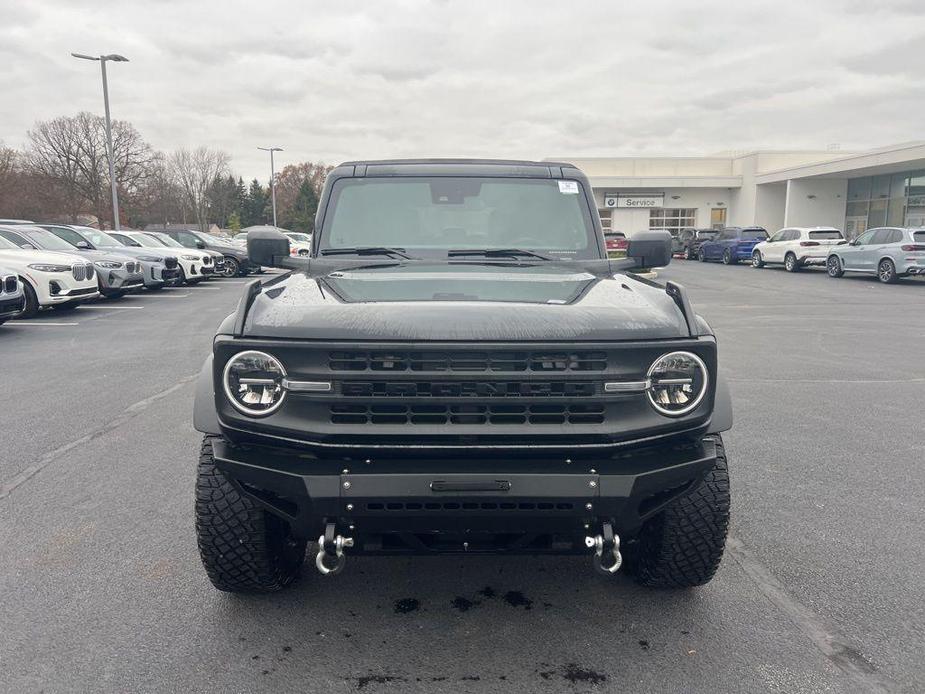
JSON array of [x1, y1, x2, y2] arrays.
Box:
[[558, 180, 579, 194]]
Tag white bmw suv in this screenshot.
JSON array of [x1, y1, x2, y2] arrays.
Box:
[[752, 227, 845, 272], [0, 235, 99, 317]]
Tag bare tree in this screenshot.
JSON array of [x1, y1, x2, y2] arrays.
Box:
[[24, 112, 155, 227], [169, 147, 231, 233]]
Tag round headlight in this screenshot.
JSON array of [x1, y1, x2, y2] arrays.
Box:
[[223, 350, 287, 416], [646, 351, 708, 417]]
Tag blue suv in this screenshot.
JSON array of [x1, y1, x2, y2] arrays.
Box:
[[698, 226, 768, 264]]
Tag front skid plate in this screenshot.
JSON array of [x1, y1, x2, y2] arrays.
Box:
[[210, 438, 717, 543]]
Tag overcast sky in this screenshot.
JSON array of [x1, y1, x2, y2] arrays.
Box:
[[1, 0, 923, 180]]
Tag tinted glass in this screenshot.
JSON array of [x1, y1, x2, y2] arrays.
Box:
[[0, 235, 18, 250], [323, 177, 597, 259], [147, 232, 183, 248], [914, 231, 925, 242], [808, 230, 843, 239], [742, 230, 769, 240], [126, 234, 160, 248], [28, 228, 81, 251], [45, 226, 86, 247], [79, 228, 122, 248], [0, 229, 28, 246], [869, 229, 892, 244], [854, 230, 876, 245]]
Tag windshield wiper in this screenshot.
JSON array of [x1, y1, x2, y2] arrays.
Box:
[[320, 246, 413, 259], [447, 248, 552, 261]]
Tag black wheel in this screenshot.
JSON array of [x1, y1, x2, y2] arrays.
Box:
[[752, 250, 765, 268], [17, 280, 39, 319], [195, 436, 306, 593], [877, 258, 898, 284], [784, 252, 800, 272], [222, 257, 240, 278], [826, 255, 844, 278], [722, 249, 736, 265], [626, 435, 730, 588], [698, 249, 707, 262]]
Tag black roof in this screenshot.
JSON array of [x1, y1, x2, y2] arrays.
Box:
[[338, 158, 574, 168]]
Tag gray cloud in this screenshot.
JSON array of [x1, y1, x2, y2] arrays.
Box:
[[0, 0, 922, 179]]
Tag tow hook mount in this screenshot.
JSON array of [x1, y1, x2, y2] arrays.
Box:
[[585, 521, 622, 575], [315, 522, 354, 575]]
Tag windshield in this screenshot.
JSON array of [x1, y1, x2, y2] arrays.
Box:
[[0, 236, 17, 250], [27, 228, 79, 251], [697, 231, 717, 239], [127, 234, 161, 248], [146, 232, 183, 248], [321, 177, 597, 259], [809, 230, 843, 240], [742, 230, 769, 240], [79, 228, 123, 248]]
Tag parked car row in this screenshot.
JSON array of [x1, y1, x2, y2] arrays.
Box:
[[687, 224, 925, 284], [0, 221, 258, 323]]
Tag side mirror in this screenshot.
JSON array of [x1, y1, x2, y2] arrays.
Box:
[[76, 240, 91, 249], [195, 240, 206, 249], [627, 231, 671, 268], [248, 229, 290, 267]]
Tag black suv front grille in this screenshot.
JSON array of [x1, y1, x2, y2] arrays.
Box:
[[164, 257, 178, 269], [340, 380, 596, 398], [329, 350, 607, 373], [330, 402, 606, 426]]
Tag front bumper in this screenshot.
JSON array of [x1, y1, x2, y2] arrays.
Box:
[[0, 295, 25, 319], [210, 435, 717, 550]]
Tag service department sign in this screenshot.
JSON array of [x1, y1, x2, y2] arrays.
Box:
[[604, 194, 665, 209]]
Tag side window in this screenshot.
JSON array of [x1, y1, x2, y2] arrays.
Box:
[[787, 230, 801, 241], [869, 229, 891, 244], [854, 230, 876, 245], [0, 229, 28, 246], [768, 230, 785, 242], [48, 227, 85, 246], [177, 231, 197, 247], [887, 229, 903, 244]]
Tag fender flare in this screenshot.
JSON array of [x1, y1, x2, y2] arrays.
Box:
[[707, 372, 733, 434], [192, 354, 221, 435]]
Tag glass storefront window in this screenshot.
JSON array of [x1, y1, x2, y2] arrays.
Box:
[[649, 208, 696, 230], [867, 199, 888, 228], [871, 175, 891, 200], [847, 177, 871, 201]]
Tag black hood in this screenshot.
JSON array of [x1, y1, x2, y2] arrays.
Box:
[[242, 261, 688, 341]]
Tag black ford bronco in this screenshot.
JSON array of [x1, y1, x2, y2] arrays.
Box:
[[193, 159, 732, 592]]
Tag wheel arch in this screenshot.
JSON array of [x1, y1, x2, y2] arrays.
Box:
[[706, 372, 733, 434]]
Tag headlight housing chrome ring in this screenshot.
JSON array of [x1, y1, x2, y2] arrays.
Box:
[[222, 350, 287, 417], [646, 351, 708, 417]]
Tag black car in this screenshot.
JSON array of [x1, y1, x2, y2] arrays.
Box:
[[192, 159, 733, 593], [158, 228, 255, 277], [678, 228, 719, 260]]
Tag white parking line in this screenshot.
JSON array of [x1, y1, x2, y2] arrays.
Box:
[[11, 322, 80, 327], [130, 293, 190, 298], [79, 305, 145, 310]]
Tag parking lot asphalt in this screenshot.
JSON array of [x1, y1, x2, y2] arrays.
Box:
[[1, 264, 923, 693]]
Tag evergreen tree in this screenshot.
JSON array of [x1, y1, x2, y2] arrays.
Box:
[[243, 178, 269, 226], [283, 179, 320, 232]]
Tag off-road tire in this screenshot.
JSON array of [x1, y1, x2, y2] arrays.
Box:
[[827, 255, 844, 278], [752, 250, 765, 268], [627, 435, 730, 588], [877, 258, 898, 284], [722, 249, 735, 265], [18, 280, 39, 318], [195, 435, 307, 593], [785, 252, 800, 272]]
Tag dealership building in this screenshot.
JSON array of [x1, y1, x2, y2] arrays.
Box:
[[551, 141, 925, 239]]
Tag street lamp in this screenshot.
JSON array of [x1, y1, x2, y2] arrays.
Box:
[[71, 52, 129, 231], [258, 146, 284, 228]]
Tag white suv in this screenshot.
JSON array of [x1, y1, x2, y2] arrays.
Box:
[[752, 227, 845, 272], [0, 235, 99, 317]]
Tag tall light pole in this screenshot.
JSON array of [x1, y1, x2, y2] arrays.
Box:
[[258, 146, 283, 228], [71, 52, 129, 231]]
